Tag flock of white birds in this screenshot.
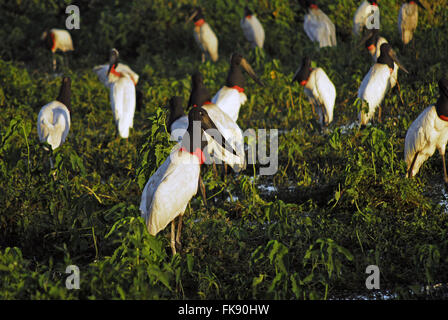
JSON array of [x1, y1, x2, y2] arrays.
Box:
[[36, 1, 448, 255]]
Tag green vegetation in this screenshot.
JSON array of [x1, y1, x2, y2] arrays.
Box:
[[1, 0, 448, 299]]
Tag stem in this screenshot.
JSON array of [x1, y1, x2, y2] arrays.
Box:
[[21, 123, 31, 183]]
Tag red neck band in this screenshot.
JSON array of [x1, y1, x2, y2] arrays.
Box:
[[367, 44, 376, 51], [194, 19, 205, 27], [310, 4, 318, 9], [246, 15, 252, 19], [440, 114, 448, 122], [110, 64, 122, 78], [180, 147, 205, 164], [50, 32, 56, 52], [231, 85, 244, 93]]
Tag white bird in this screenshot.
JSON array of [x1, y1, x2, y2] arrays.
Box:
[[93, 49, 136, 139], [140, 106, 238, 254], [37, 77, 71, 167], [240, 7, 265, 49], [212, 53, 264, 122], [353, 0, 380, 36], [41, 28, 74, 72], [398, 0, 425, 45], [359, 29, 398, 90], [405, 79, 448, 182], [187, 7, 219, 63], [358, 43, 408, 125], [300, 0, 337, 48], [292, 57, 336, 127]]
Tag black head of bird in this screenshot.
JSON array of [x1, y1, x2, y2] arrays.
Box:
[[56, 77, 72, 112], [226, 53, 265, 88], [302, 0, 318, 8], [358, 28, 380, 50], [377, 43, 409, 74], [183, 107, 237, 156], [189, 71, 211, 108], [244, 6, 253, 17], [292, 57, 312, 86], [436, 79, 448, 118], [186, 7, 204, 24], [407, 0, 425, 9]]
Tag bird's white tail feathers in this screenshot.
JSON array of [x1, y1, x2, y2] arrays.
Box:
[[111, 78, 136, 138]]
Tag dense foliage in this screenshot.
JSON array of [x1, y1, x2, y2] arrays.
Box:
[[1, 0, 448, 299]]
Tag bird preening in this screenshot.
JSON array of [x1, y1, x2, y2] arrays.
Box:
[[240, 6, 265, 49], [292, 57, 336, 128], [41, 28, 74, 72], [37, 77, 71, 169], [93, 48, 137, 139]]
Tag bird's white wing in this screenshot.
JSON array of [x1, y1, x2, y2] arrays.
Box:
[[199, 23, 219, 62], [398, 3, 418, 45], [170, 116, 189, 142], [111, 77, 135, 138], [51, 29, 74, 51], [93, 64, 111, 87], [314, 68, 336, 123], [202, 104, 246, 171], [358, 64, 390, 108], [37, 101, 71, 150], [142, 150, 200, 235], [304, 13, 319, 43], [116, 64, 139, 85], [212, 87, 247, 122], [241, 15, 265, 48], [404, 106, 436, 168], [318, 10, 337, 47]]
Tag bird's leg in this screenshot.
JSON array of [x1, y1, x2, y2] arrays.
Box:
[[199, 175, 208, 207], [171, 219, 177, 255], [442, 153, 448, 185], [377, 105, 382, 123], [212, 161, 218, 179], [310, 100, 317, 117], [52, 53, 56, 73], [175, 215, 183, 251], [201, 53, 205, 63]]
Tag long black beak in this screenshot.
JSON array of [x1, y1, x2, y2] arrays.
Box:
[[357, 30, 376, 49], [200, 110, 238, 155], [186, 10, 198, 24], [240, 57, 265, 87], [389, 48, 409, 74], [415, 0, 426, 10]]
